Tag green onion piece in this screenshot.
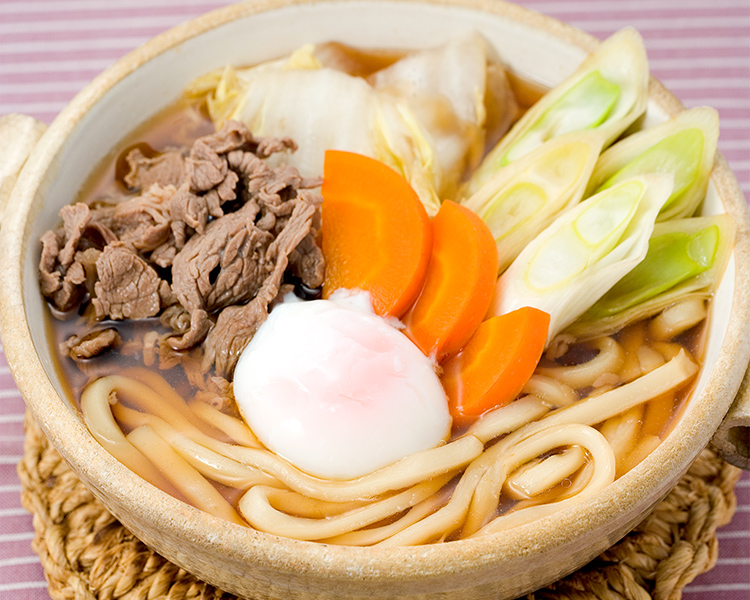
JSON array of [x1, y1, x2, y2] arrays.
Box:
[[527, 179, 642, 292], [462, 131, 604, 273], [587, 225, 719, 318], [500, 70, 620, 167], [597, 128, 704, 214], [481, 182, 547, 239], [462, 29, 649, 200], [489, 174, 672, 344]]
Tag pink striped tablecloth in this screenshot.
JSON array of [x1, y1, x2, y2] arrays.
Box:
[[1, 1, 748, 598]]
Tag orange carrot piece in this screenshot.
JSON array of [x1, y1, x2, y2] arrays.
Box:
[[321, 150, 432, 318], [403, 200, 499, 361], [441, 307, 550, 426]]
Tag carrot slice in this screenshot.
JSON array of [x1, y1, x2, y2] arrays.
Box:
[[321, 150, 432, 318], [403, 200, 499, 361], [441, 307, 550, 426]]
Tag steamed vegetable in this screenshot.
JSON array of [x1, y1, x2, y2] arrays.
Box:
[[368, 32, 495, 207], [403, 200, 499, 361], [488, 174, 673, 343], [586, 107, 720, 221], [461, 130, 606, 272], [567, 214, 735, 339], [463, 27, 649, 198], [441, 307, 550, 425], [321, 150, 432, 318], [188, 34, 500, 214]]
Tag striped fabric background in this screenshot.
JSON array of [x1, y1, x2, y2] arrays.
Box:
[[0, 0, 748, 598]]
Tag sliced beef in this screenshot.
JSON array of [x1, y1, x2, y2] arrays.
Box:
[[58, 203, 117, 265], [160, 121, 282, 255], [39, 204, 116, 312], [170, 199, 274, 315], [288, 230, 325, 290], [58, 203, 92, 268], [40, 120, 326, 383], [61, 328, 121, 360], [167, 183, 221, 249], [124, 148, 186, 191], [167, 309, 211, 351], [39, 229, 63, 298], [92, 243, 170, 320], [203, 199, 316, 377], [227, 151, 320, 231], [104, 184, 175, 253], [52, 260, 87, 312]]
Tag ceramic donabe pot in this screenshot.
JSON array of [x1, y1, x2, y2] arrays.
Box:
[[1, 1, 749, 599]]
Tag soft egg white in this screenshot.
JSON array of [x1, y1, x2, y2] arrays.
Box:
[[233, 295, 451, 480]]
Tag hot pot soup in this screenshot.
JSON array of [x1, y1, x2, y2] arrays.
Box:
[[38, 30, 732, 546]]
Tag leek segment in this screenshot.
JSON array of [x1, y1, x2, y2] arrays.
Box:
[[463, 27, 649, 198], [587, 107, 719, 221], [568, 215, 735, 339], [462, 131, 606, 273], [595, 227, 719, 315], [489, 174, 673, 344], [497, 71, 618, 167]]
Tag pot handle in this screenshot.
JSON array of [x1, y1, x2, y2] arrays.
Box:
[[0, 113, 47, 224], [712, 367, 750, 470]]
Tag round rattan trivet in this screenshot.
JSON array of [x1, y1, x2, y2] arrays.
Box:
[[17, 412, 742, 600]]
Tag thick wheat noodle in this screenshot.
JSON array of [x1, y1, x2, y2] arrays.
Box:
[[462, 352, 696, 535], [505, 350, 696, 446], [649, 297, 707, 341], [229, 437, 483, 503], [113, 404, 281, 489], [126, 424, 245, 525], [466, 395, 550, 443], [376, 351, 697, 546], [96, 375, 224, 446], [470, 425, 616, 537], [80, 377, 175, 492], [121, 366, 217, 434], [512, 458, 597, 507], [636, 345, 666, 374], [599, 405, 645, 476], [504, 445, 587, 500], [536, 336, 625, 389], [81, 348, 697, 545], [188, 399, 263, 448], [376, 440, 516, 547], [463, 423, 616, 536], [86, 373, 486, 502], [652, 340, 686, 361], [321, 492, 451, 546], [225, 397, 551, 503], [470, 351, 696, 489], [238, 474, 454, 541], [251, 488, 370, 518], [522, 373, 578, 407]]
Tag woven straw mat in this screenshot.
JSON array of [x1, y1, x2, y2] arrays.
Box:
[[17, 412, 742, 600]]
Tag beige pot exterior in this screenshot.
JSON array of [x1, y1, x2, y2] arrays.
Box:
[[1, 1, 749, 598]]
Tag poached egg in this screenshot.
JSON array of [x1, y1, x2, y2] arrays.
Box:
[[232, 294, 451, 480]]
